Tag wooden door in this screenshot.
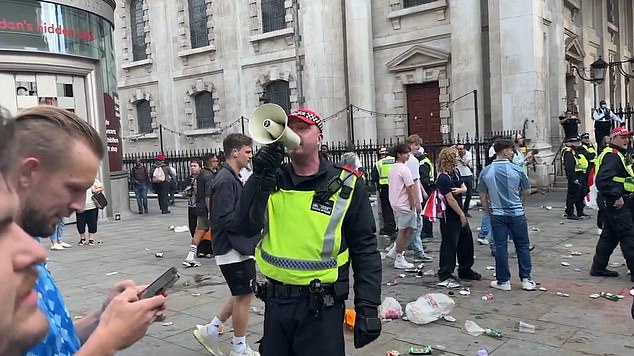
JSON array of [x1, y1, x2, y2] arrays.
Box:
[[406, 82, 441, 143]]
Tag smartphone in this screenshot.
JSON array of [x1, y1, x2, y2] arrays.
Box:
[[139, 267, 180, 299]]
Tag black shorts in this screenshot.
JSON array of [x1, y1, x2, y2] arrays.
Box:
[[219, 259, 256, 296]]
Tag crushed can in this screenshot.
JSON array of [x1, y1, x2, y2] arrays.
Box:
[[481, 293, 494, 301], [408, 345, 432, 355], [386, 351, 400, 356]]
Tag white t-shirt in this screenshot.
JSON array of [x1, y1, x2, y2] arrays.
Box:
[[457, 150, 473, 177], [405, 154, 423, 202]]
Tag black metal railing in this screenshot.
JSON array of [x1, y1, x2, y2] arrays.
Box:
[[123, 130, 521, 193]]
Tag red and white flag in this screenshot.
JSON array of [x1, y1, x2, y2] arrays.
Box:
[[585, 166, 598, 210], [423, 190, 447, 222]]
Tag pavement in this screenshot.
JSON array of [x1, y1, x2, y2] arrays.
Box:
[[46, 191, 634, 356]]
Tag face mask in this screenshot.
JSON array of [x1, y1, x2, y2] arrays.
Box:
[[601, 104, 607, 108]]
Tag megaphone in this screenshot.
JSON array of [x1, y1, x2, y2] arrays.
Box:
[[248, 103, 301, 149]]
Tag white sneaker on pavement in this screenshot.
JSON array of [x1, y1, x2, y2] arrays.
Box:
[[386, 246, 397, 259], [50, 243, 65, 251], [193, 324, 223, 356], [522, 278, 537, 291], [477, 237, 489, 245], [490, 280, 512, 291], [59, 242, 73, 248], [394, 253, 414, 269], [437, 277, 461, 288], [229, 345, 259, 356]]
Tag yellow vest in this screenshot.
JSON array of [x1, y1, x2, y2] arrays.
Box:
[[584, 144, 597, 164], [256, 170, 356, 285], [562, 147, 588, 173], [596, 147, 634, 193], [419, 157, 435, 182], [375, 156, 395, 185]]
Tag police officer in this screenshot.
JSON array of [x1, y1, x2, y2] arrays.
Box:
[[238, 108, 382, 355], [578, 133, 596, 218], [562, 135, 588, 220], [419, 152, 435, 239], [590, 127, 634, 280], [371, 147, 396, 237]]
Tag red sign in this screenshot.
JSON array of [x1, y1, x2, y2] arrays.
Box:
[[0, 18, 95, 42]]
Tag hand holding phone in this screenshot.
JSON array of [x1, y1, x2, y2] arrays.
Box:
[[138, 267, 180, 299]]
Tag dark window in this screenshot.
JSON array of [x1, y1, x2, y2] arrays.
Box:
[[188, 0, 209, 48], [262, 80, 290, 113], [137, 99, 152, 134], [56, 83, 74, 97], [403, 0, 437, 8], [261, 0, 286, 33], [195, 91, 215, 128], [130, 0, 147, 61]]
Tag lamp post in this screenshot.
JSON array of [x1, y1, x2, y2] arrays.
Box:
[[572, 57, 608, 109]]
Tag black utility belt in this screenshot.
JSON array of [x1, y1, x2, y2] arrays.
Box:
[[266, 282, 334, 298]]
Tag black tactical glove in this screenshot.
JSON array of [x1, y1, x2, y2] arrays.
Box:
[[253, 143, 285, 175], [354, 305, 381, 349]]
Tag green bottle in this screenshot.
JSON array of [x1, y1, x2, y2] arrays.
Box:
[[484, 328, 503, 339], [600, 292, 619, 301]]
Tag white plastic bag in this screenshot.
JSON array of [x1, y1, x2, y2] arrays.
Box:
[[464, 320, 486, 336], [378, 297, 403, 319], [405, 293, 455, 325]]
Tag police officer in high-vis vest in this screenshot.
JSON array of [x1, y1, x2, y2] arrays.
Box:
[[419, 152, 435, 239], [371, 147, 396, 236], [579, 132, 597, 215], [590, 127, 634, 280], [237, 108, 382, 355], [562, 135, 589, 220]]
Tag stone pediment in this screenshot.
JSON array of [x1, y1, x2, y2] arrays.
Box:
[[386, 45, 449, 72], [565, 34, 585, 62]]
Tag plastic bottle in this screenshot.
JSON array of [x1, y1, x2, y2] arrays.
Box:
[[477, 348, 489, 356], [600, 292, 619, 301], [484, 328, 503, 339]]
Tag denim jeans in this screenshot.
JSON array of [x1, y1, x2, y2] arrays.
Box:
[[491, 214, 532, 283], [49, 222, 64, 243], [407, 214, 425, 255], [480, 213, 495, 253], [135, 185, 148, 212]]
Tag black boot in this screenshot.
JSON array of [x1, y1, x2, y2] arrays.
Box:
[[590, 269, 619, 277]]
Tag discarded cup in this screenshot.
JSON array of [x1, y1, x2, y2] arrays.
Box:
[[155, 252, 164, 258], [570, 251, 582, 256], [399, 274, 407, 278], [539, 287, 548, 292], [162, 322, 174, 326], [459, 288, 471, 296], [443, 315, 457, 322], [386, 351, 401, 356], [481, 293, 494, 301], [556, 292, 569, 297], [191, 293, 201, 297], [518, 321, 536, 334], [564, 244, 573, 248], [561, 262, 570, 266], [589, 294, 600, 299]]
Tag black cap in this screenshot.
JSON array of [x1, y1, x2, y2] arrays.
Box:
[[564, 135, 581, 143], [580, 133, 590, 139]]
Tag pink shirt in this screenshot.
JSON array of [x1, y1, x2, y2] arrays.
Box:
[[388, 162, 414, 212]]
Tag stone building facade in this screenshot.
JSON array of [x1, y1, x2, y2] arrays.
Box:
[[115, 0, 633, 185]]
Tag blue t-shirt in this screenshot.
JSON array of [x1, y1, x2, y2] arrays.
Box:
[[478, 160, 530, 216], [26, 262, 81, 356], [436, 170, 461, 219]]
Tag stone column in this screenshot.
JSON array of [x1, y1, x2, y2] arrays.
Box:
[[345, 0, 377, 142], [498, 0, 557, 187], [449, 0, 483, 140]]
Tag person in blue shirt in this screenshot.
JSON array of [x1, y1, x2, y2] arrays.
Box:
[[479, 139, 536, 292], [10, 106, 167, 355]]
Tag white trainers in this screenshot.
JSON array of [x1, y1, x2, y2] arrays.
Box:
[[229, 345, 259, 356], [50, 243, 65, 250], [437, 277, 461, 288], [490, 280, 511, 291], [386, 246, 397, 259], [521, 278, 537, 291], [183, 259, 202, 268], [477, 237, 489, 245], [193, 324, 223, 356], [394, 253, 414, 269], [385, 242, 395, 253], [58, 242, 72, 248]]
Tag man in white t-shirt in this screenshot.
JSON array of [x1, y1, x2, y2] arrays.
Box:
[[457, 144, 474, 217], [403, 135, 433, 261]]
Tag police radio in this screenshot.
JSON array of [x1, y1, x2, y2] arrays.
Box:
[[249, 103, 301, 149]]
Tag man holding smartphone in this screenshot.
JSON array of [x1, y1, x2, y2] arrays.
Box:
[[194, 133, 260, 356]]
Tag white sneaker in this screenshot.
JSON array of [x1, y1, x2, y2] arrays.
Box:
[[522, 278, 536, 291], [183, 259, 202, 268], [50, 243, 65, 250], [229, 345, 259, 356], [385, 242, 395, 253], [490, 280, 511, 291], [59, 242, 72, 248], [386, 246, 397, 259], [193, 324, 223, 356], [437, 277, 461, 288], [477, 237, 489, 245], [394, 253, 414, 269]]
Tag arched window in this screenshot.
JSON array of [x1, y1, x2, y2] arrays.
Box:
[[404, 0, 436, 8], [130, 0, 147, 61], [136, 99, 152, 134], [262, 80, 290, 113], [194, 91, 215, 128], [188, 0, 209, 48], [261, 0, 285, 33]]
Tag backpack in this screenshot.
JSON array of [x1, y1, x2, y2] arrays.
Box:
[[152, 166, 166, 183]]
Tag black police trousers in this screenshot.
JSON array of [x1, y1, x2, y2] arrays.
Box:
[[260, 296, 345, 356], [565, 179, 584, 216], [379, 185, 396, 235], [591, 202, 634, 281]]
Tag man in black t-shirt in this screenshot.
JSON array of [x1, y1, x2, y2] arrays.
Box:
[[559, 109, 580, 139]]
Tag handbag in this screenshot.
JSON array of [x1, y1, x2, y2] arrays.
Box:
[[91, 191, 108, 209]]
